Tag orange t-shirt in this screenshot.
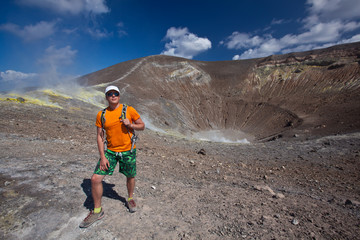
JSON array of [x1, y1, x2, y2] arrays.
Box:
[[95, 104, 140, 152]]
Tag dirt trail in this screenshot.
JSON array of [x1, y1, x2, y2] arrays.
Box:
[[0, 101, 359, 239]]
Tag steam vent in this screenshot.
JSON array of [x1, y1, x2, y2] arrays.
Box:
[[79, 42, 360, 141]]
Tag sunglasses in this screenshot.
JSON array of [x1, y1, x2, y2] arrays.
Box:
[[106, 92, 119, 97]]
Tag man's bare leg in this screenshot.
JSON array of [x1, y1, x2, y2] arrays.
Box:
[[79, 174, 105, 228], [91, 174, 105, 209], [126, 177, 136, 212], [127, 177, 135, 199]]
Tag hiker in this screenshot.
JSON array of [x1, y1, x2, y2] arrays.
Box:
[[80, 85, 145, 228]]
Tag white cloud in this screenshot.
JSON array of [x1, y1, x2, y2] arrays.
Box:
[[165, 27, 189, 39], [0, 70, 39, 92], [161, 27, 212, 59], [288, 21, 343, 44], [306, 0, 360, 21], [232, 55, 240, 60], [87, 28, 112, 39], [39, 45, 77, 71], [62, 27, 78, 35], [15, 0, 111, 40], [310, 33, 360, 49], [281, 44, 318, 54], [236, 45, 280, 60], [271, 19, 288, 25], [117, 22, 128, 38], [0, 20, 57, 41], [0, 70, 37, 82], [340, 33, 360, 43], [280, 20, 360, 46], [225, 0, 360, 60], [224, 32, 265, 49], [84, 0, 109, 14], [17, 0, 109, 15]]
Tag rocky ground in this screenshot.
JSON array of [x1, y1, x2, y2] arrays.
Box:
[[0, 100, 359, 239]]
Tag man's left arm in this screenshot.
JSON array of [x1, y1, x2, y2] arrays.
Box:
[[123, 117, 145, 131], [131, 117, 145, 131]]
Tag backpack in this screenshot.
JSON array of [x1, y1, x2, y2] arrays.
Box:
[[100, 104, 138, 153]]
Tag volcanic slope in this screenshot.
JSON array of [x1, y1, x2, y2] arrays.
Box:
[[79, 42, 360, 141], [1, 42, 360, 240]]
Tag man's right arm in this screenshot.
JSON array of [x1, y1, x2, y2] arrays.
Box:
[[97, 127, 109, 171]]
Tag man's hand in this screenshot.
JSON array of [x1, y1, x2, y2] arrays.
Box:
[[121, 117, 145, 131], [121, 118, 132, 128], [100, 156, 110, 171]]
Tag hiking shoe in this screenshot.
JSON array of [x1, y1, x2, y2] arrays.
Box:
[[79, 209, 105, 228], [127, 198, 137, 213]]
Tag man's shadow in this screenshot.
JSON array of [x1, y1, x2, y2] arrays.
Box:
[[81, 179, 127, 210]]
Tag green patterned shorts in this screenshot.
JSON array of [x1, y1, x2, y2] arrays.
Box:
[[94, 149, 136, 177]]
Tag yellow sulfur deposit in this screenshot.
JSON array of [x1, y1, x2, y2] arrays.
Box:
[[42, 89, 72, 99], [0, 93, 62, 109]]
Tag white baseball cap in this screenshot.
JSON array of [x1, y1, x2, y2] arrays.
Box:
[[105, 85, 120, 94]]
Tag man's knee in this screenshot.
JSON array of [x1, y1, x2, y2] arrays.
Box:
[[91, 174, 104, 184]]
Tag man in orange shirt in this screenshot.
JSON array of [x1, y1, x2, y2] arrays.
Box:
[[80, 85, 145, 228]]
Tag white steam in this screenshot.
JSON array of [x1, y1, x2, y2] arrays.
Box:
[[0, 45, 78, 93], [141, 114, 167, 134], [191, 129, 252, 144]]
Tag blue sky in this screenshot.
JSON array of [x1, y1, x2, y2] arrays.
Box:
[[1, 0, 360, 90]]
